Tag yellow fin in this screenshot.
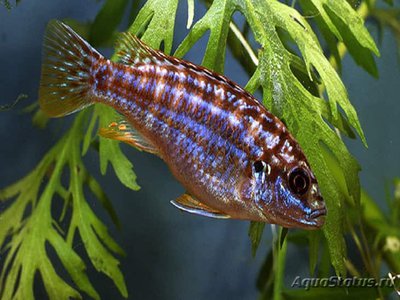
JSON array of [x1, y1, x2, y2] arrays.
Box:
[[171, 193, 230, 219], [99, 120, 159, 155]]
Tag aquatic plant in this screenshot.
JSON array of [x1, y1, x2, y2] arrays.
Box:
[[1, 0, 399, 299]]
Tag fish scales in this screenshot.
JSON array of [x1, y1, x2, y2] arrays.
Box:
[[91, 58, 280, 210], [39, 20, 327, 228]]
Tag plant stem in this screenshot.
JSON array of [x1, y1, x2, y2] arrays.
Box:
[[273, 227, 288, 300], [229, 21, 259, 66]]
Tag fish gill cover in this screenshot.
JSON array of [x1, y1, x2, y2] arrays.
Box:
[[1, 0, 400, 299]]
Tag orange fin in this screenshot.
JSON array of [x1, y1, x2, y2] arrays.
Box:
[[39, 20, 102, 117], [114, 32, 168, 65], [171, 193, 230, 219], [99, 120, 159, 155]]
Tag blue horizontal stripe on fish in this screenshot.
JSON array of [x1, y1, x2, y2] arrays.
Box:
[[93, 64, 276, 162]]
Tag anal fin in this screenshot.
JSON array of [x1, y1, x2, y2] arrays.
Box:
[[171, 193, 230, 219], [99, 119, 159, 155]]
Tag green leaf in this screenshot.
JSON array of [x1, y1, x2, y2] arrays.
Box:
[[301, 0, 379, 76], [299, 1, 343, 73], [82, 104, 140, 191], [279, 227, 289, 249], [175, 0, 238, 72], [67, 152, 127, 297], [308, 231, 321, 276], [249, 221, 266, 257], [318, 238, 332, 278], [127, 0, 179, 53], [100, 135, 141, 190], [0, 112, 127, 299], [235, 0, 364, 276], [273, 230, 288, 300], [95, 104, 141, 191]]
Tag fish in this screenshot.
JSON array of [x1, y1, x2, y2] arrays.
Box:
[[39, 20, 327, 229]]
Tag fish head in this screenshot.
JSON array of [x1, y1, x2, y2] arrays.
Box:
[[242, 137, 326, 229]]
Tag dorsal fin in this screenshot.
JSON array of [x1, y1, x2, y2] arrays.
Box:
[[115, 32, 168, 65]]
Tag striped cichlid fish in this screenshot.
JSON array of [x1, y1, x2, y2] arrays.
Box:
[[39, 20, 326, 229]]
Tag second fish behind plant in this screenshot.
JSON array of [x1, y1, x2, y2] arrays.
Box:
[[39, 20, 326, 229]]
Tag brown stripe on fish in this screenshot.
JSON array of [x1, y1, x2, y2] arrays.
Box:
[[90, 41, 277, 171], [91, 60, 281, 172]]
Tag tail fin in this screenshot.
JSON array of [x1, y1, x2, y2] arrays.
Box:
[[39, 20, 102, 117]]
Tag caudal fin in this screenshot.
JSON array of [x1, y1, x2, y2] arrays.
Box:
[[39, 20, 102, 117]]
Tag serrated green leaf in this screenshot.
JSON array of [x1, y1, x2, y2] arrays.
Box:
[[127, 0, 179, 53], [323, 5, 378, 77], [300, 0, 379, 76], [175, 0, 237, 72], [95, 104, 140, 191], [312, 0, 378, 54], [48, 231, 100, 300], [0, 112, 127, 299], [298, 1, 342, 73], [235, 0, 365, 276], [67, 155, 127, 297], [99, 136, 139, 189]]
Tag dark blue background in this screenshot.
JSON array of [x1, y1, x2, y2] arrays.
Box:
[[0, 1, 399, 299]]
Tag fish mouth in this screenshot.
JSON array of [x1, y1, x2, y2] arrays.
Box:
[[306, 207, 327, 228], [264, 207, 327, 229], [309, 207, 327, 219]]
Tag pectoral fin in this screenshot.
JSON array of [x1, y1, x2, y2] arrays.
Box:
[[171, 193, 230, 219], [99, 119, 159, 155]]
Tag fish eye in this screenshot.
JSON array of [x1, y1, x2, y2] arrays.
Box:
[[253, 160, 266, 173], [288, 167, 310, 196]]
